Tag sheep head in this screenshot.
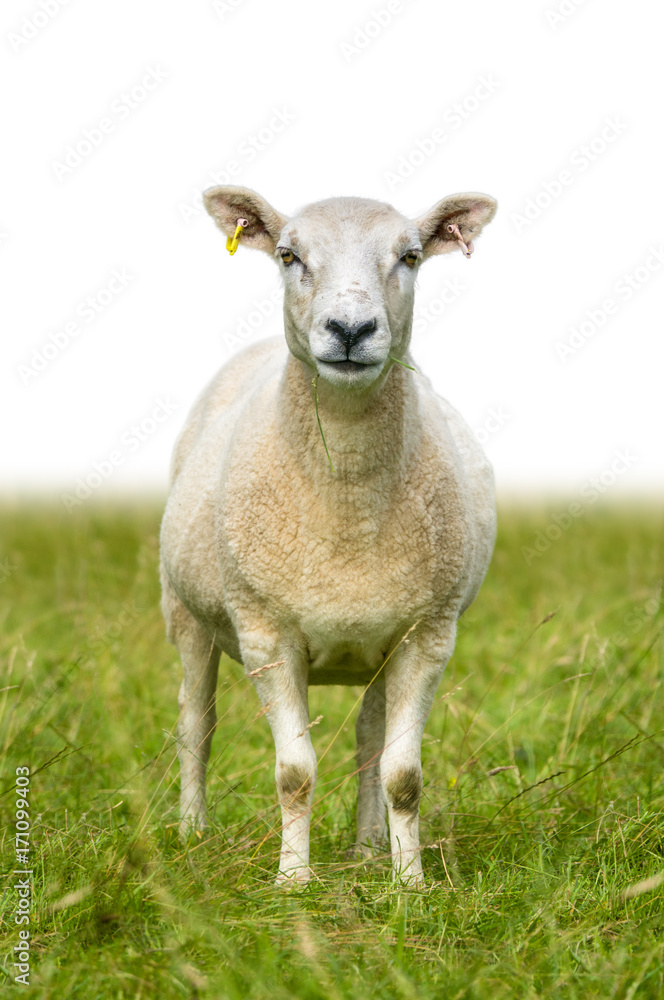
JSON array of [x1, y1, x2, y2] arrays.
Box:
[[204, 185, 496, 390]]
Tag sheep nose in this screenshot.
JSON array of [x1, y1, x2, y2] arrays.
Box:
[[325, 318, 377, 352]]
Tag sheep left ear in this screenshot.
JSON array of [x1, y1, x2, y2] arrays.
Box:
[[203, 185, 288, 254], [414, 193, 497, 259]]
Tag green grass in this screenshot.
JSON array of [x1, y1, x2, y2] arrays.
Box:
[[1, 497, 663, 998]]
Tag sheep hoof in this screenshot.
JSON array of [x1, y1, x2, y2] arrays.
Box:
[[275, 866, 312, 887], [179, 818, 206, 844], [393, 870, 426, 888], [349, 840, 384, 861]]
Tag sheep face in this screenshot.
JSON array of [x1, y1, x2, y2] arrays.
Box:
[[204, 186, 497, 390], [276, 198, 421, 390]]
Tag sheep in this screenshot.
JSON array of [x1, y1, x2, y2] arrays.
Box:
[[160, 184, 497, 885]]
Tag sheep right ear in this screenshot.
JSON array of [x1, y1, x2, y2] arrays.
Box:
[[203, 185, 288, 254], [414, 193, 497, 259]]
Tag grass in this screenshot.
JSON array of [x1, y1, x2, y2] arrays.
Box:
[[0, 496, 663, 998]]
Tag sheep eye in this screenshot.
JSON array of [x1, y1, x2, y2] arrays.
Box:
[[279, 248, 296, 265], [402, 251, 419, 268]]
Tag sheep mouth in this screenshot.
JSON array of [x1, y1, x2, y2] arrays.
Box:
[[316, 356, 384, 371], [315, 357, 385, 386], [321, 360, 371, 373]]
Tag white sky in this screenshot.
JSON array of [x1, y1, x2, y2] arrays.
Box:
[[2, 0, 662, 500]]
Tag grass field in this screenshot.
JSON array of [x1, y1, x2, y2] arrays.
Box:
[[1, 497, 663, 998]]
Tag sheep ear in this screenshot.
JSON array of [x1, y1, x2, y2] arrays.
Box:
[[203, 185, 287, 254], [414, 193, 497, 259]]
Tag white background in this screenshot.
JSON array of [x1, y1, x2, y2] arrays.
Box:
[[2, 0, 662, 501]]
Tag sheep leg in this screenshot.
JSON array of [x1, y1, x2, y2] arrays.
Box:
[[355, 674, 387, 856], [381, 638, 453, 884], [247, 646, 317, 884], [174, 618, 220, 838]]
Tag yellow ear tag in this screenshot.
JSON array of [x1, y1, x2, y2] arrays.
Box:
[[226, 217, 248, 256]]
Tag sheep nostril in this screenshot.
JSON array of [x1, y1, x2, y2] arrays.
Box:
[[356, 318, 377, 338], [326, 319, 349, 340], [325, 318, 378, 351]]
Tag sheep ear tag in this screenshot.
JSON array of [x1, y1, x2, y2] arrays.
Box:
[[446, 222, 474, 258], [226, 217, 248, 256]]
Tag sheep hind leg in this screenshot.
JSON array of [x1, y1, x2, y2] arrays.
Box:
[[176, 627, 220, 838], [355, 674, 387, 858], [176, 632, 220, 838], [163, 579, 221, 838]]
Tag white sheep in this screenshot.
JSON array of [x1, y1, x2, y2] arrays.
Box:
[[160, 185, 497, 884]]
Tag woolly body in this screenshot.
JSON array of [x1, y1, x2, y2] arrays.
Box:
[[160, 187, 497, 883]]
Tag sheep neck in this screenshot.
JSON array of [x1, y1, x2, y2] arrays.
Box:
[[278, 354, 418, 488]]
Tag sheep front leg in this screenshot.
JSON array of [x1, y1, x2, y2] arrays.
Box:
[[381, 634, 455, 884], [246, 644, 316, 884]]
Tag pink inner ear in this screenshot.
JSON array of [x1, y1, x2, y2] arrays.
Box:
[[416, 193, 496, 258]]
